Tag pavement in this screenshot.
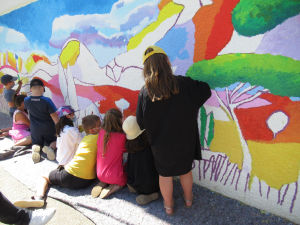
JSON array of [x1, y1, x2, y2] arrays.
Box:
[[0, 112, 94, 225]]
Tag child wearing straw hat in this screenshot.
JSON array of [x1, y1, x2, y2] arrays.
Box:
[[122, 116, 159, 205]]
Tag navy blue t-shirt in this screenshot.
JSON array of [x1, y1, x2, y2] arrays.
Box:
[[24, 96, 57, 134]]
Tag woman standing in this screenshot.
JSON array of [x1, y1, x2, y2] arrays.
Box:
[[136, 46, 211, 215]]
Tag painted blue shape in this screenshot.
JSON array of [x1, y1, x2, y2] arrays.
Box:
[[156, 27, 189, 62], [0, 0, 118, 45], [290, 97, 300, 101]]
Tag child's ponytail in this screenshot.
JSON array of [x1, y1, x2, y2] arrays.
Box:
[[55, 116, 74, 137]]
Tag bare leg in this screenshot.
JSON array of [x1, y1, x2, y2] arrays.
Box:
[[159, 175, 174, 214], [179, 170, 193, 207], [49, 141, 56, 150], [36, 175, 50, 198], [14, 136, 32, 146]]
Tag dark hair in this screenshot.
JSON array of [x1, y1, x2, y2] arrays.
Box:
[[125, 131, 149, 153], [14, 94, 26, 107], [143, 47, 179, 102], [30, 78, 44, 87], [55, 116, 74, 137], [102, 108, 123, 156], [82, 115, 100, 132]]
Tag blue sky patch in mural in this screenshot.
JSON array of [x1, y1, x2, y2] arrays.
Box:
[[156, 27, 189, 62], [0, 0, 159, 64]]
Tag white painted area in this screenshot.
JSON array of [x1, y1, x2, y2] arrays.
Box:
[[219, 31, 264, 55], [266, 111, 289, 138], [0, 0, 38, 16]]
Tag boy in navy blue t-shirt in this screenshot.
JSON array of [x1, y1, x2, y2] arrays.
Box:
[[24, 79, 59, 163]]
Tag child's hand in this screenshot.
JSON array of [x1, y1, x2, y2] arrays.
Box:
[[17, 80, 23, 86], [78, 125, 84, 132]]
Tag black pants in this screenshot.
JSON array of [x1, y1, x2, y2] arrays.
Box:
[[0, 192, 30, 225]]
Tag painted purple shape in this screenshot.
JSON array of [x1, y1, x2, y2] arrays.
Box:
[[205, 91, 271, 108], [256, 14, 300, 61], [280, 184, 289, 206], [244, 173, 250, 192], [277, 187, 282, 204], [172, 20, 195, 75], [224, 164, 236, 186], [290, 182, 298, 213], [235, 169, 241, 191], [267, 186, 270, 199], [259, 180, 262, 197], [220, 160, 230, 183], [231, 167, 238, 185]]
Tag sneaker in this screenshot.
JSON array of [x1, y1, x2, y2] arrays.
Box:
[[29, 208, 56, 225], [91, 181, 108, 198], [14, 198, 44, 208], [100, 184, 123, 199], [136, 192, 159, 205], [32, 145, 41, 163], [42, 146, 56, 161]]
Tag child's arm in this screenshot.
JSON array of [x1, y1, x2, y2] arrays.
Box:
[[50, 112, 59, 124], [15, 80, 23, 94], [15, 111, 30, 127]]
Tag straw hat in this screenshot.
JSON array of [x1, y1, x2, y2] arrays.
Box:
[[122, 116, 145, 140]]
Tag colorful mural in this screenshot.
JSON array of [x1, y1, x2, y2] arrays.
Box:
[[0, 0, 299, 223]]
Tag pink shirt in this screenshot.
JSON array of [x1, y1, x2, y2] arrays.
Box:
[[96, 129, 127, 186]]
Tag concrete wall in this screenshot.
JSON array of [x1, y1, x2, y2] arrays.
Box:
[[0, 0, 299, 223]]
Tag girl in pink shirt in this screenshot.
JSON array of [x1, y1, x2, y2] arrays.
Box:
[[92, 108, 127, 199]]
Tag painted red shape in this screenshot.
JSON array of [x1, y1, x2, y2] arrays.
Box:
[[93, 85, 140, 118], [32, 55, 44, 63], [205, 0, 240, 59], [235, 93, 300, 143]]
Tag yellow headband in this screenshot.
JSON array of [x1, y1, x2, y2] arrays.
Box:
[[143, 45, 167, 63]]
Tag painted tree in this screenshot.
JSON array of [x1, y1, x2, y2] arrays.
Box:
[[232, 0, 300, 36], [187, 53, 300, 177]]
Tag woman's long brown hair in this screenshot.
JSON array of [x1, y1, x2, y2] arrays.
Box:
[[101, 108, 123, 156], [143, 47, 179, 102]]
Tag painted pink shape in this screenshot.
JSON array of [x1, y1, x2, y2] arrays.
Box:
[[47, 75, 66, 108], [205, 91, 271, 108], [76, 85, 106, 102]]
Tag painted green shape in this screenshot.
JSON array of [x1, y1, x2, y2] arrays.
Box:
[[200, 106, 207, 147], [207, 113, 214, 147], [186, 54, 300, 97], [232, 0, 300, 36], [127, 2, 183, 51]]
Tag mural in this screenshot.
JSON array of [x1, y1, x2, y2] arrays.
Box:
[[0, 0, 299, 223]]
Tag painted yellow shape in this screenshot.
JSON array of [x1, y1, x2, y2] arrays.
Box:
[[59, 40, 80, 69], [7, 52, 16, 69], [249, 141, 300, 190], [25, 56, 35, 73], [210, 120, 243, 169], [127, 2, 184, 51], [18, 57, 23, 72]]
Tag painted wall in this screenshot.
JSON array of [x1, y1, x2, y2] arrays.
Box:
[[0, 0, 299, 222]]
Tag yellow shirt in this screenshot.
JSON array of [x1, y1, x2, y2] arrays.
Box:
[[65, 134, 98, 180]]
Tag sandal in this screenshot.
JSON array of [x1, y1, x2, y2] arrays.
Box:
[[164, 201, 174, 216], [100, 184, 123, 199], [91, 182, 108, 198], [14, 196, 44, 208]]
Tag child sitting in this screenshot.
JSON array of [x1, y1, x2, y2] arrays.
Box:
[[9, 94, 32, 147], [24, 78, 59, 163], [122, 116, 159, 205], [55, 106, 82, 166], [13, 115, 101, 208], [91, 108, 127, 199]]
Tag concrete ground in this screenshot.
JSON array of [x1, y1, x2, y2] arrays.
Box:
[[0, 112, 94, 225]]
